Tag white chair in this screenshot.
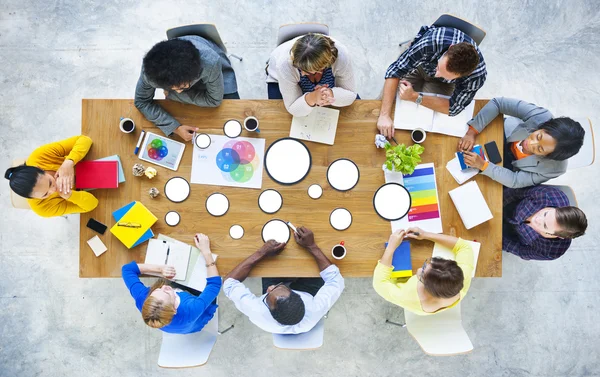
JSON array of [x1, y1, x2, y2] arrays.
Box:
[[272, 318, 325, 350], [276, 23, 329, 46], [567, 117, 595, 170], [157, 310, 219, 368], [166, 24, 242, 61], [543, 185, 578, 207], [9, 158, 30, 210], [392, 304, 473, 356]]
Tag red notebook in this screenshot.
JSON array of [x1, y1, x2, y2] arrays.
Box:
[[75, 161, 119, 189]]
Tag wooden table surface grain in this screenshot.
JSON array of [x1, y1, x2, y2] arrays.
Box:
[[79, 99, 503, 278]]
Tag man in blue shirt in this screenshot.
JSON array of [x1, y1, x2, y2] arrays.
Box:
[[223, 226, 345, 334], [377, 25, 487, 138]]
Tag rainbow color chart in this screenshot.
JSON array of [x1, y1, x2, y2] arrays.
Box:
[[388, 162, 443, 234]]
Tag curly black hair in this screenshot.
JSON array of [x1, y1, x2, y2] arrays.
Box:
[[143, 39, 201, 88], [270, 291, 305, 326]]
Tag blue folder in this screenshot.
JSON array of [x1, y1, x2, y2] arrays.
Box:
[[385, 241, 412, 278]]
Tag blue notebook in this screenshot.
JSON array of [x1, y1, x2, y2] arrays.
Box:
[[456, 145, 487, 170], [112, 201, 154, 248], [385, 241, 412, 278]]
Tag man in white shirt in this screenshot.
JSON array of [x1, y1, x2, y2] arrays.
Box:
[[223, 226, 345, 334]]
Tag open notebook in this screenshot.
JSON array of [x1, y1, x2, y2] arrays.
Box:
[[157, 234, 218, 291], [432, 240, 481, 278], [393, 97, 475, 137], [289, 107, 340, 145], [144, 239, 191, 281]]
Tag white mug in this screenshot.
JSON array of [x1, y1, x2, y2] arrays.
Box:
[[331, 241, 346, 260], [243, 116, 260, 132], [119, 118, 136, 133], [411, 128, 426, 143]]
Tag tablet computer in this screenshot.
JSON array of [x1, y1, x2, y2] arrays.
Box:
[[138, 132, 185, 171]]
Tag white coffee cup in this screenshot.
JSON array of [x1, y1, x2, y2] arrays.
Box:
[[411, 128, 426, 143], [119, 118, 136, 133], [243, 116, 260, 132], [331, 241, 346, 260]]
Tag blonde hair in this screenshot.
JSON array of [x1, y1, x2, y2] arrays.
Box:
[[141, 279, 176, 328], [290, 33, 338, 73]]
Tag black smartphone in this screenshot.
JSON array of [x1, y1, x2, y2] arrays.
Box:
[[86, 218, 107, 235], [484, 141, 502, 164]]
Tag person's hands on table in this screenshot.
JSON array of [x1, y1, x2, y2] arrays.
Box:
[[306, 85, 335, 107], [161, 266, 176, 279], [259, 240, 286, 258], [458, 127, 477, 151], [387, 229, 406, 249], [377, 114, 395, 139], [399, 80, 418, 102], [55, 159, 74, 195], [405, 227, 426, 240], [293, 226, 316, 248], [194, 233, 211, 254], [174, 125, 199, 142], [463, 151, 486, 170]]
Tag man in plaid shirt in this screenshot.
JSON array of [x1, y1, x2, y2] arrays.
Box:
[[377, 25, 487, 138], [503, 186, 588, 261]]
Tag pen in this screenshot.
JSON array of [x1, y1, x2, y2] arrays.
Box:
[[164, 243, 170, 265], [286, 221, 297, 233], [134, 130, 146, 155], [391, 136, 399, 145]]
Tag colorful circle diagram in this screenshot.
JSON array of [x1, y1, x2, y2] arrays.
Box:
[[147, 138, 169, 161], [216, 140, 259, 183]]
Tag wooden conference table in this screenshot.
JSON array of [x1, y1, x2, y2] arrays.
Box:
[[79, 99, 503, 278]]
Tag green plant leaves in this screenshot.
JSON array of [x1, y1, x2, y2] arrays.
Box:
[[384, 143, 425, 175]]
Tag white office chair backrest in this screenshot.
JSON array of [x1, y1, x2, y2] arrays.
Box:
[[432, 14, 486, 45], [276, 23, 329, 46], [404, 303, 473, 356], [9, 158, 31, 210], [166, 24, 227, 53], [568, 117, 595, 170], [272, 318, 325, 349], [157, 310, 219, 368]]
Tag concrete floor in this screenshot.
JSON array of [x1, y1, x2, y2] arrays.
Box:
[[1, 1, 599, 376]]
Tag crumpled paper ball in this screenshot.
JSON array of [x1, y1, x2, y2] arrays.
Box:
[[132, 163, 146, 177], [375, 134, 388, 149], [148, 187, 159, 198], [144, 166, 157, 179]]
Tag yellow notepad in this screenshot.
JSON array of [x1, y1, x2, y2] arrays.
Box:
[[110, 202, 157, 248]]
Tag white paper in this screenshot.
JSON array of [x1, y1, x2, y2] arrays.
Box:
[[87, 235, 107, 257], [446, 156, 478, 185], [290, 107, 340, 145], [191, 134, 265, 189], [432, 240, 481, 278], [393, 99, 434, 131], [188, 253, 219, 291], [448, 181, 493, 229], [431, 101, 474, 137], [145, 239, 170, 265]]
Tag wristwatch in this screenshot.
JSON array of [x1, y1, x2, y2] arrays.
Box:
[[205, 262, 216, 267], [415, 93, 423, 105]]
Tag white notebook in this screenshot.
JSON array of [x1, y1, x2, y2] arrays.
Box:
[[448, 181, 493, 229], [290, 107, 340, 145], [446, 156, 478, 185], [144, 239, 191, 281], [393, 96, 474, 137], [432, 240, 481, 277]]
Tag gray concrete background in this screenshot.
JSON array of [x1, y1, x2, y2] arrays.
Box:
[[1, 1, 599, 376]]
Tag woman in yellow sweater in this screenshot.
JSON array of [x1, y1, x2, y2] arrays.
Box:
[[4, 135, 98, 217], [373, 227, 474, 315]]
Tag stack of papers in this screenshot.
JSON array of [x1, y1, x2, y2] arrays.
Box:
[[446, 157, 478, 185], [448, 181, 493, 229]]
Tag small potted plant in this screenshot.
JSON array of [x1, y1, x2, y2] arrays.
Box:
[[375, 135, 425, 175]]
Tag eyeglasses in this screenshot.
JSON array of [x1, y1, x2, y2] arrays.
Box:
[[262, 282, 290, 309], [418, 258, 429, 283]]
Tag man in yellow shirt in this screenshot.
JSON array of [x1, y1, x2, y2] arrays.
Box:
[[373, 227, 474, 315], [4, 135, 98, 217]]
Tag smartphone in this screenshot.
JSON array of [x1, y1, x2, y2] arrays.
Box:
[[86, 218, 107, 235], [484, 141, 502, 164]]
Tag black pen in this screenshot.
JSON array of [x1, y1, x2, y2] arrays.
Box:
[[391, 136, 399, 145]]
